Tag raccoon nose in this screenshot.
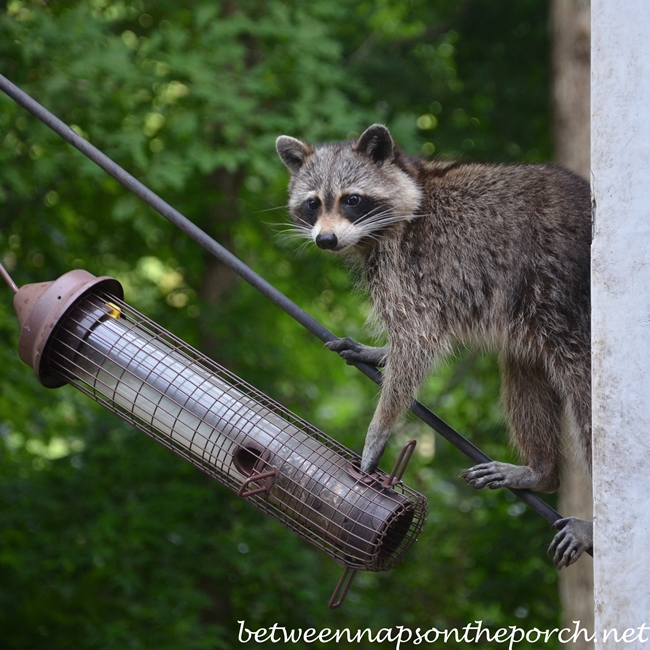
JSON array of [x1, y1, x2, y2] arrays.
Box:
[[316, 232, 339, 250]]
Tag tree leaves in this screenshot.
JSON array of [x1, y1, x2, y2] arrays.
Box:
[[0, 1, 560, 647]]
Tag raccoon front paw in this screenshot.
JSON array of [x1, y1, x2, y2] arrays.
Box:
[[459, 461, 559, 493], [548, 517, 593, 569], [325, 337, 388, 367]]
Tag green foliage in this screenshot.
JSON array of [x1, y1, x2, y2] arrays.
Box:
[[0, 0, 560, 647]]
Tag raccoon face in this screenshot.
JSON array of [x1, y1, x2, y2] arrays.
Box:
[[276, 124, 421, 252], [296, 191, 388, 251]]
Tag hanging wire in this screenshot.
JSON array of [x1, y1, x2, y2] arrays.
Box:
[[0, 261, 18, 294], [0, 73, 567, 528]]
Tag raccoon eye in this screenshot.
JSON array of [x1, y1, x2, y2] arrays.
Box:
[[305, 198, 320, 211], [346, 195, 361, 207]]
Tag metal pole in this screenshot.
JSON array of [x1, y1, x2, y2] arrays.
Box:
[[0, 261, 19, 294], [592, 1, 650, 644]]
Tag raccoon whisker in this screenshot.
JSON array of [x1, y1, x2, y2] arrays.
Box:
[[355, 205, 395, 224], [359, 232, 385, 244], [293, 239, 314, 256], [268, 218, 312, 231], [271, 223, 312, 245], [356, 216, 400, 232], [264, 220, 295, 228], [356, 206, 426, 228], [355, 211, 425, 234], [285, 227, 312, 241], [256, 204, 290, 214], [361, 213, 415, 227], [264, 220, 311, 232]]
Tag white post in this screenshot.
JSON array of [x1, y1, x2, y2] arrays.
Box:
[[592, 1, 650, 647]]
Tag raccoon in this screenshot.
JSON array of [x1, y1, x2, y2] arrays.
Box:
[[276, 124, 593, 567]]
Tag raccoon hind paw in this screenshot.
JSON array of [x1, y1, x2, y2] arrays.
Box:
[[548, 517, 593, 569]]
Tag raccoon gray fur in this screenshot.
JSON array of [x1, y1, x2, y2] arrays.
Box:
[[276, 124, 593, 568]]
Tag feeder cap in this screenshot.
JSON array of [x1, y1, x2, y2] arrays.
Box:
[[14, 269, 123, 388]]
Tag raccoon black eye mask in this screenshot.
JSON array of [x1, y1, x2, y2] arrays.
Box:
[[277, 124, 593, 569]]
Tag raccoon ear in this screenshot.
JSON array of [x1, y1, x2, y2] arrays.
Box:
[[276, 136, 314, 173], [355, 124, 394, 164]]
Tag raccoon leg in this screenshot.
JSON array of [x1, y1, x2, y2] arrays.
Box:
[[359, 340, 434, 473], [544, 354, 593, 567], [360, 389, 409, 473], [560, 351, 592, 474], [460, 355, 562, 493], [548, 517, 593, 569], [326, 337, 388, 367]]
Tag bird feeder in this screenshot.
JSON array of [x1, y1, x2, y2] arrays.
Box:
[[6, 267, 427, 608]]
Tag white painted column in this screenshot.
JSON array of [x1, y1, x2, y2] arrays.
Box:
[[592, 1, 650, 647]]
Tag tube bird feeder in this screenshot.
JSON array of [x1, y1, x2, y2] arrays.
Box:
[[8, 268, 427, 607]]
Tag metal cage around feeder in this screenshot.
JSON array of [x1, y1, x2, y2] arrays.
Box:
[[9, 268, 427, 607]]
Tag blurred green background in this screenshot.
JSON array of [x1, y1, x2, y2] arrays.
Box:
[[0, 0, 560, 647]]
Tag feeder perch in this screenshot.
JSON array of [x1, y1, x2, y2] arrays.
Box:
[[9, 269, 427, 607]]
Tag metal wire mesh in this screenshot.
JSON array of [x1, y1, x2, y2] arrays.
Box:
[[43, 289, 427, 572]]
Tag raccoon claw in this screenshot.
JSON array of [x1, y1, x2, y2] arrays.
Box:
[[548, 517, 593, 569], [459, 462, 512, 490], [325, 338, 387, 367], [459, 461, 557, 492]]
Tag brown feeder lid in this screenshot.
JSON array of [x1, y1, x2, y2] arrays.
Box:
[[14, 269, 123, 388]]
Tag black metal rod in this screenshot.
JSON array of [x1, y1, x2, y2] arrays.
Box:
[[0, 73, 565, 527], [0, 261, 19, 294]]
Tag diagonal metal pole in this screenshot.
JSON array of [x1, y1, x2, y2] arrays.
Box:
[[0, 73, 565, 527]]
